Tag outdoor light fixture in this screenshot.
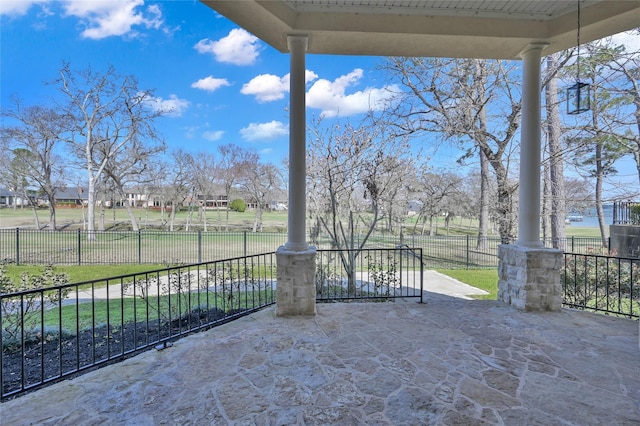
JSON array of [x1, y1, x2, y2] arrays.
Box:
[[567, 0, 590, 115]]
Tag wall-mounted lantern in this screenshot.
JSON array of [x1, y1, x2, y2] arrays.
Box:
[[566, 0, 590, 115], [567, 81, 590, 115]]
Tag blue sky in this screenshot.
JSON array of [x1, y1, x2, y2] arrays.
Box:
[[1, 0, 639, 199], [1, 0, 397, 165]]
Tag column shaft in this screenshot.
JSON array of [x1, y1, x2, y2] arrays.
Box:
[[516, 44, 547, 248], [285, 35, 309, 251]]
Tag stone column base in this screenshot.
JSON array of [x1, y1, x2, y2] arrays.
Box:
[[276, 246, 317, 316], [498, 244, 563, 312]]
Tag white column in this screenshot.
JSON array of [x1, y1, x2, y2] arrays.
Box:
[[516, 43, 547, 248], [285, 35, 309, 251]]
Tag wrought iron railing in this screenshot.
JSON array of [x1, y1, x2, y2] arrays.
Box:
[[613, 201, 640, 225], [1, 228, 611, 268], [316, 247, 423, 302], [1, 246, 425, 399], [562, 252, 639, 318], [0, 229, 286, 265], [0, 252, 277, 400]]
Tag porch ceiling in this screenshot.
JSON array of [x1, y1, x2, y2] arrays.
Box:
[[201, 0, 639, 59]]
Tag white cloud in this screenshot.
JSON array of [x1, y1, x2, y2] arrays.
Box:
[[191, 76, 231, 92], [145, 94, 189, 117], [240, 121, 288, 141], [241, 70, 318, 103], [194, 28, 260, 66], [610, 30, 640, 53], [306, 69, 397, 117], [0, 0, 48, 16], [241, 74, 288, 102], [62, 0, 163, 39], [202, 130, 224, 141]]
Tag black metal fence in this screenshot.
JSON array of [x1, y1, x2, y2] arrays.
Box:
[[316, 247, 424, 302], [0, 229, 286, 265], [0, 228, 610, 268], [0, 252, 277, 400], [613, 201, 640, 225], [562, 252, 639, 318]]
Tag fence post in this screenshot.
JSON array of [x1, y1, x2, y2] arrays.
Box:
[[16, 228, 20, 266], [243, 231, 247, 257], [571, 236, 575, 252], [138, 230, 142, 264], [198, 230, 202, 263], [466, 235, 470, 269], [77, 229, 81, 265]]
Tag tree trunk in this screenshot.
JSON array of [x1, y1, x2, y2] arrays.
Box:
[[492, 162, 514, 243], [542, 160, 551, 244], [253, 207, 263, 232], [28, 195, 40, 229], [545, 54, 567, 250], [47, 196, 56, 231], [595, 142, 609, 247], [87, 173, 96, 241], [477, 149, 490, 249], [123, 201, 139, 231], [169, 201, 176, 232]]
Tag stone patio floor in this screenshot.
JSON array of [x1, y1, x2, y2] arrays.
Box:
[[1, 275, 639, 425]]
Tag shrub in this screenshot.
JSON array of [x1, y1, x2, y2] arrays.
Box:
[[229, 198, 246, 212], [630, 204, 640, 225], [0, 263, 70, 344]]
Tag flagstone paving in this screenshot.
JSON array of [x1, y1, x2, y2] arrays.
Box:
[[2, 291, 638, 425]]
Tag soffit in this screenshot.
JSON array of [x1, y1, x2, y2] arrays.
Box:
[[201, 0, 640, 59]]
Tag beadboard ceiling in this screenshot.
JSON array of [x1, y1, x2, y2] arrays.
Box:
[[202, 0, 639, 58]]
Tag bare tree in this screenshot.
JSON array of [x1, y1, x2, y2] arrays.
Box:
[[54, 63, 165, 240], [4, 149, 39, 226], [241, 158, 282, 232], [100, 133, 165, 231], [161, 150, 193, 232], [377, 57, 521, 244], [410, 169, 463, 236], [184, 151, 218, 232], [601, 41, 640, 184], [308, 121, 410, 294], [216, 144, 253, 231], [1, 102, 69, 230]]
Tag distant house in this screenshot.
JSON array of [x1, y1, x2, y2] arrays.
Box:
[[0, 187, 33, 207], [269, 201, 288, 211], [407, 200, 423, 217], [54, 187, 89, 207], [123, 186, 161, 208], [0, 187, 15, 207]]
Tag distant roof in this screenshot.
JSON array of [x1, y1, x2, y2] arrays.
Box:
[[202, 0, 640, 59], [0, 187, 14, 197], [56, 187, 88, 200]]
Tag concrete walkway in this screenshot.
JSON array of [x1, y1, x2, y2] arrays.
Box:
[[1, 280, 638, 425]]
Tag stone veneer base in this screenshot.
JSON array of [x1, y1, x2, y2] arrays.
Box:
[[498, 244, 563, 312], [276, 246, 317, 316]]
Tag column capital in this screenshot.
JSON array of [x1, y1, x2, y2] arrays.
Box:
[[518, 42, 549, 58], [287, 34, 309, 51]]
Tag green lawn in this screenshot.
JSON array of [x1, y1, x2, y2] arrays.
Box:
[[436, 268, 499, 300], [4, 264, 170, 285]]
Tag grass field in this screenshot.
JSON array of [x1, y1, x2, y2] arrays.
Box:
[[1, 206, 603, 237], [0, 207, 289, 232]]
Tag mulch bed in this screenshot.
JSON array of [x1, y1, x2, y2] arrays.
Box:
[[1, 307, 236, 399]]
